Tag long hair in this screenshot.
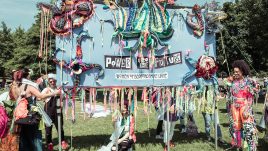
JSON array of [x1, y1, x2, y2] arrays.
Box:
[[231, 60, 251, 76]]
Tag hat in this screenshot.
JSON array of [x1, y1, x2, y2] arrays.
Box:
[[48, 73, 57, 80], [71, 63, 82, 75]]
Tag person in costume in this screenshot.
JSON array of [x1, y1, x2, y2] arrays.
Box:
[[41, 73, 68, 150], [111, 100, 136, 151], [224, 60, 259, 151], [13, 68, 60, 151], [201, 85, 224, 143]]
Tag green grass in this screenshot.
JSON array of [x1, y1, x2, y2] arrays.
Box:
[[47, 98, 268, 151]]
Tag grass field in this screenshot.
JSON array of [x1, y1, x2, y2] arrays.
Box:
[[47, 94, 268, 151]]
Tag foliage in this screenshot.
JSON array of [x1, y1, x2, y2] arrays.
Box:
[[0, 22, 14, 77], [1, 14, 55, 79], [216, 0, 268, 77]]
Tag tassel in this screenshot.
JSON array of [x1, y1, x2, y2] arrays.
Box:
[[103, 89, 107, 112], [65, 92, 69, 120], [114, 88, 118, 111], [128, 88, 133, 108], [121, 88, 124, 111], [109, 89, 114, 112], [130, 114, 136, 142], [142, 87, 148, 114], [93, 88, 96, 113], [134, 87, 138, 129], [80, 88, 86, 120], [175, 87, 179, 111], [72, 87, 76, 123], [171, 87, 175, 98]]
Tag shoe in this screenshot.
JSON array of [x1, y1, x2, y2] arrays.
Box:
[[181, 128, 186, 133], [48, 143, 53, 151], [61, 141, 68, 150], [207, 136, 211, 141], [155, 135, 163, 139]]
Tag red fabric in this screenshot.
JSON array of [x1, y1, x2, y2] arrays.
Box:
[[14, 98, 28, 120], [130, 115, 136, 143], [76, 45, 82, 58], [195, 55, 218, 79]]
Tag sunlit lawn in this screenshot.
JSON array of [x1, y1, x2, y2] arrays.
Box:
[[46, 93, 268, 151]]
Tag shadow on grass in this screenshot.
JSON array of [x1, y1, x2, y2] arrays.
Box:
[[52, 134, 111, 150], [221, 123, 230, 128], [219, 108, 227, 113], [257, 138, 268, 151], [50, 127, 230, 150]]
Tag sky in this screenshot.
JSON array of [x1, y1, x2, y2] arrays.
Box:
[[0, 0, 50, 31], [0, 0, 233, 31]]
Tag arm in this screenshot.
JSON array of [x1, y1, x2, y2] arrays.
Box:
[[117, 132, 129, 144], [29, 85, 59, 100], [223, 76, 233, 87]]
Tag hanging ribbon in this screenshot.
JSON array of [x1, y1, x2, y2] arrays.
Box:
[[103, 88, 107, 112], [71, 87, 76, 123]]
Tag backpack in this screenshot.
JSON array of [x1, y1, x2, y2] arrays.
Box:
[[0, 105, 9, 139]]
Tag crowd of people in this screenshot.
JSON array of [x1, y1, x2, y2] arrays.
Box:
[[0, 59, 267, 151], [0, 69, 68, 151]]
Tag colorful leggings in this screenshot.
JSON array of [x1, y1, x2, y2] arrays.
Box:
[[230, 102, 257, 150]]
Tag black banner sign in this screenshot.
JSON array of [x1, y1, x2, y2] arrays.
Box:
[[105, 55, 132, 69], [137, 52, 182, 69]]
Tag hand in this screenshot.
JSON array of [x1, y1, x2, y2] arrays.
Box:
[[227, 76, 233, 82], [54, 89, 61, 96], [169, 105, 175, 114]]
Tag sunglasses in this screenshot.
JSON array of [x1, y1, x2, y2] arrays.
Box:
[[49, 80, 56, 84]]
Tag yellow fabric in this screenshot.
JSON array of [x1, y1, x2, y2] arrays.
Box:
[[201, 86, 214, 114]]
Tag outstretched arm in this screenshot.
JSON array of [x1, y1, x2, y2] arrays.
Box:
[[29, 85, 60, 100]]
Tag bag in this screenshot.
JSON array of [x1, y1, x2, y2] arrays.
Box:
[[15, 110, 41, 125], [13, 84, 41, 125], [0, 105, 9, 139]]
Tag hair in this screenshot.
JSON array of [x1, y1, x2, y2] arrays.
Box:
[[13, 68, 30, 84], [231, 60, 251, 76]]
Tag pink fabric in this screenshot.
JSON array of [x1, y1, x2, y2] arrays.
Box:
[[130, 116, 136, 142], [14, 98, 28, 120], [231, 131, 242, 147], [0, 106, 9, 139]]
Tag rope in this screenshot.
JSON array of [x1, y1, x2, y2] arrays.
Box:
[[223, 28, 258, 74], [220, 31, 231, 76]]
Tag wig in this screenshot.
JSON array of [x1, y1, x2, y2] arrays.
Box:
[[231, 60, 251, 76]]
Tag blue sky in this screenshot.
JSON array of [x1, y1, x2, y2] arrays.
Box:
[[0, 0, 50, 30]]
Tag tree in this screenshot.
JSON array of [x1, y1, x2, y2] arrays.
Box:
[[216, 0, 268, 77], [0, 22, 14, 77]]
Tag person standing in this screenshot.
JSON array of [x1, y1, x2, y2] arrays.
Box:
[[13, 68, 60, 151], [201, 85, 223, 142], [224, 60, 259, 151], [42, 73, 68, 150]]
